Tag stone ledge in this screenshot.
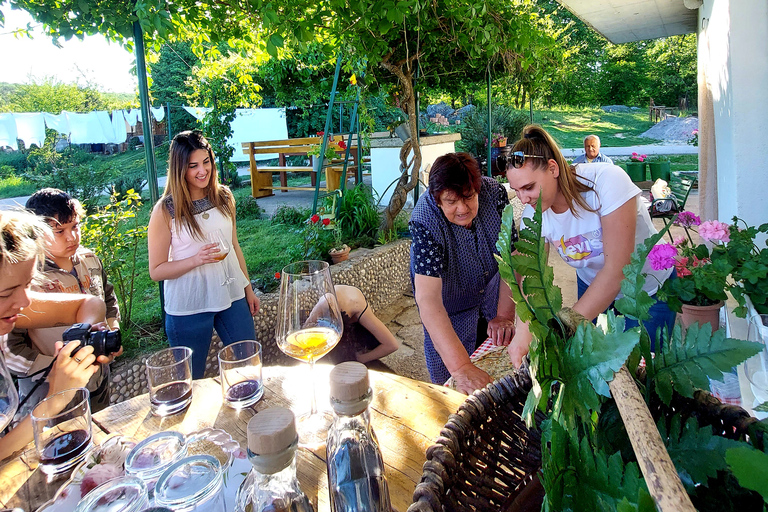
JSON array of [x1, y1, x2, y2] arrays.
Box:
[[110, 239, 412, 404]]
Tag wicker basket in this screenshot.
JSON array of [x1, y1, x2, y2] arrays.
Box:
[[408, 366, 546, 512], [409, 365, 765, 512]]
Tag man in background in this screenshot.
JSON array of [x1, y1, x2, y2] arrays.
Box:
[[573, 134, 613, 164]]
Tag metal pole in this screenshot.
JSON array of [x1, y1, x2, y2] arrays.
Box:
[[530, 95, 533, 124], [133, 21, 158, 205], [166, 102, 172, 142], [486, 66, 492, 177]]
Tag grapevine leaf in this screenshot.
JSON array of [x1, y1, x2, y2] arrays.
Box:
[[658, 415, 747, 489], [726, 446, 768, 501], [651, 322, 763, 405]]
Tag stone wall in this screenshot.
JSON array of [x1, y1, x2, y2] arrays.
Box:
[[109, 239, 412, 404]]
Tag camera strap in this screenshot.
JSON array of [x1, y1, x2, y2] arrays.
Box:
[[16, 358, 56, 411]]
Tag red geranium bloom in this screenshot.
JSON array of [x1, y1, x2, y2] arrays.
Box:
[[317, 131, 324, 136], [337, 140, 347, 150], [274, 272, 281, 279], [322, 218, 331, 226], [311, 214, 320, 223]]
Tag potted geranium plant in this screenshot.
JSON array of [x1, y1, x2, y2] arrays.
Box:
[[625, 152, 647, 182], [646, 154, 671, 182], [720, 217, 768, 317], [328, 220, 350, 264], [650, 212, 733, 330]]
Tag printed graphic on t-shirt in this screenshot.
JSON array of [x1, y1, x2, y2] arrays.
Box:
[[555, 229, 604, 262]]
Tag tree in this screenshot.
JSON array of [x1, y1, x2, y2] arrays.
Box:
[[148, 41, 200, 135], [0, 78, 126, 113]]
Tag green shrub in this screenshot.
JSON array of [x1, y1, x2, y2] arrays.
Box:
[[236, 195, 264, 219], [456, 105, 529, 158], [111, 174, 148, 201], [0, 151, 29, 174], [0, 174, 38, 198], [337, 184, 379, 242], [272, 205, 311, 226]]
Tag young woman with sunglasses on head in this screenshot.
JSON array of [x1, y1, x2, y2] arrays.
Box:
[[504, 125, 675, 367], [148, 130, 259, 379], [410, 152, 518, 395]]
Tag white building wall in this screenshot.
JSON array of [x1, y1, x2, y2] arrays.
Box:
[[700, 0, 768, 226]]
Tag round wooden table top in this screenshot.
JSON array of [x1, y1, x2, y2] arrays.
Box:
[[0, 364, 466, 512]]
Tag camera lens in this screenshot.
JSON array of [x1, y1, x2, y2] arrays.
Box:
[[104, 330, 122, 355]]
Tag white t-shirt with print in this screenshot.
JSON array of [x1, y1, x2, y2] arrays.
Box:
[[521, 163, 672, 297]]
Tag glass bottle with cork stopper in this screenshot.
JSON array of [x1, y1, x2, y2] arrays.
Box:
[[326, 361, 392, 512], [235, 407, 315, 512]]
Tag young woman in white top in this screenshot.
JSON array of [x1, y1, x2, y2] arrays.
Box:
[[504, 125, 674, 367], [148, 130, 259, 378], [0, 210, 108, 461]]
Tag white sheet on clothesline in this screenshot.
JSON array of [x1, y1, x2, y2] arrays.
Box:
[[44, 113, 70, 136], [151, 106, 166, 122], [229, 108, 288, 162], [0, 114, 19, 150], [123, 109, 139, 127], [13, 112, 47, 148], [65, 111, 109, 144], [183, 106, 212, 120], [95, 111, 116, 144], [111, 111, 127, 144]]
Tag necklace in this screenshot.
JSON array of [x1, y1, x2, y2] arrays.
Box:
[[202, 211, 209, 220]]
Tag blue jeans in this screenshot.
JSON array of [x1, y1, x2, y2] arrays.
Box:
[[577, 273, 676, 351], [165, 297, 256, 379]]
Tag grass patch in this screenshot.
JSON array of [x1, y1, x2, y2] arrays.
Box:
[[533, 107, 660, 148], [0, 175, 37, 198]]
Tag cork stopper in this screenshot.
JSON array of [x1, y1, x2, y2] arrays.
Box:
[[247, 407, 296, 455], [329, 362, 372, 417]]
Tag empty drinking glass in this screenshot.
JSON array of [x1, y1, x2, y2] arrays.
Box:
[[146, 347, 193, 417], [218, 340, 264, 409], [154, 455, 226, 512], [31, 388, 92, 475]]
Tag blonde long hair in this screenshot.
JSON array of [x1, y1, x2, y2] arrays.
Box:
[[0, 210, 48, 271], [511, 125, 597, 216], [162, 130, 235, 239]]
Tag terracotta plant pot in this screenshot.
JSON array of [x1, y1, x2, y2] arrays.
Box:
[[329, 244, 350, 264], [681, 301, 724, 331]]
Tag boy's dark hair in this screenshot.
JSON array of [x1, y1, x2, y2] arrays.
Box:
[[25, 188, 85, 225]]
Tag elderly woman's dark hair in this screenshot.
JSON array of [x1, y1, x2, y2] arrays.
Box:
[[428, 152, 483, 204]]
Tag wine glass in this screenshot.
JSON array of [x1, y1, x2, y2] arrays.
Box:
[[276, 260, 343, 446], [206, 229, 235, 286], [0, 353, 19, 431]]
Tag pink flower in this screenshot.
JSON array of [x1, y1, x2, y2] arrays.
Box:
[[692, 129, 699, 135], [699, 220, 731, 243], [672, 236, 687, 247], [674, 211, 701, 228], [632, 152, 638, 156], [80, 463, 123, 497], [648, 243, 678, 270], [675, 256, 692, 277]]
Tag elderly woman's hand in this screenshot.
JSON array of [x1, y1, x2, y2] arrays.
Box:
[[451, 362, 493, 395], [487, 315, 515, 346]]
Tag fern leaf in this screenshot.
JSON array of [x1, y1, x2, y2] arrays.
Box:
[[659, 415, 747, 489], [652, 323, 764, 404], [726, 446, 768, 501]]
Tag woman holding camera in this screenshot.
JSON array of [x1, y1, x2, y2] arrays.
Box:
[[148, 130, 259, 378], [0, 210, 108, 461]]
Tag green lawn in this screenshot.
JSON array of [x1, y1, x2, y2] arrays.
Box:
[[533, 107, 660, 148], [0, 175, 37, 197]]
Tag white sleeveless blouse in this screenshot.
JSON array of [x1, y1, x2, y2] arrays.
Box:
[[162, 200, 249, 316]]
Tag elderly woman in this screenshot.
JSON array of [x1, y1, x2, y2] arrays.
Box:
[[410, 152, 517, 394]]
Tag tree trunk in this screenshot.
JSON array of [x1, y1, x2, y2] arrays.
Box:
[[379, 58, 422, 233]]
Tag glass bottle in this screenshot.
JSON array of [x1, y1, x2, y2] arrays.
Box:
[[326, 362, 392, 512], [235, 407, 315, 512]]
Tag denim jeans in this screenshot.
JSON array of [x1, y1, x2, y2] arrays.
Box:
[[577, 272, 676, 351], [165, 297, 256, 378]]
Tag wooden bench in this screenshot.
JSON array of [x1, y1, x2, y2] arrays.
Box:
[[241, 136, 359, 199]]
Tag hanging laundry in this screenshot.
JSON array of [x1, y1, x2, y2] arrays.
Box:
[[43, 113, 71, 136], [111, 110, 128, 144], [123, 109, 139, 127], [13, 112, 47, 148], [65, 111, 109, 144], [151, 105, 166, 122], [95, 111, 116, 144], [183, 106, 212, 121], [0, 114, 19, 150]]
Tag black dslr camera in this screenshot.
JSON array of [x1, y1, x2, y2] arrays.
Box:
[[62, 323, 122, 359]]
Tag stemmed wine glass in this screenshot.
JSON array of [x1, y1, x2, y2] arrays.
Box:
[[0, 354, 19, 431], [276, 260, 343, 446], [206, 229, 235, 286]]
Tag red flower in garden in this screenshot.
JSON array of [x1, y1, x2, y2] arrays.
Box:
[[322, 218, 331, 226], [274, 272, 281, 279], [337, 140, 347, 150], [317, 131, 324, 136], [310, 214, 320, 223]]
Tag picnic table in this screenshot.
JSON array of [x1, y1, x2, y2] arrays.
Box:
[[0, 365, 466, 511]]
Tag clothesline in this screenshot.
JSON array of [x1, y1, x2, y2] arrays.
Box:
[[0, 106, 169, 150]]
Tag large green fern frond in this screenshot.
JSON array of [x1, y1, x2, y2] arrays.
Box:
[[652, 323, 763, 405]]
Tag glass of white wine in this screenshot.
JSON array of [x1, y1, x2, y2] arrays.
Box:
[[276, 260, 343, 446], [206, 229, 235, 285]]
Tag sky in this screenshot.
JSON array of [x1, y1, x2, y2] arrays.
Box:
[[1, 8, 138, 94]]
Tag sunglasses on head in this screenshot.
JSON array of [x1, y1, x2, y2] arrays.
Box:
[[497, 151, 546, 170]]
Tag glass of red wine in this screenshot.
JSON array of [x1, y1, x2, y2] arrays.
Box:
[[218, 340, 264, 409], [31, 387, 92, 475], [145, 347, 193, 417]]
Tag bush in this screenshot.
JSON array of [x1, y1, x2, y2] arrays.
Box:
[[111, 174, 148, 201], [337, 184, 380, 242], [455, 105, 529, 158], [236, 195, 264, 219], [272, 205, 311, 226], [0, 151, 29, 174]]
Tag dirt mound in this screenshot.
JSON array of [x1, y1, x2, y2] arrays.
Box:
[[640, 116, 698, 143]]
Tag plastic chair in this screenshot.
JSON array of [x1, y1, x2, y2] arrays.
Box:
[[649, 170, 697, 242]]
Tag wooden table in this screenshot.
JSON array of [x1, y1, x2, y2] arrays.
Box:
[[0, 365, 466, 511]]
